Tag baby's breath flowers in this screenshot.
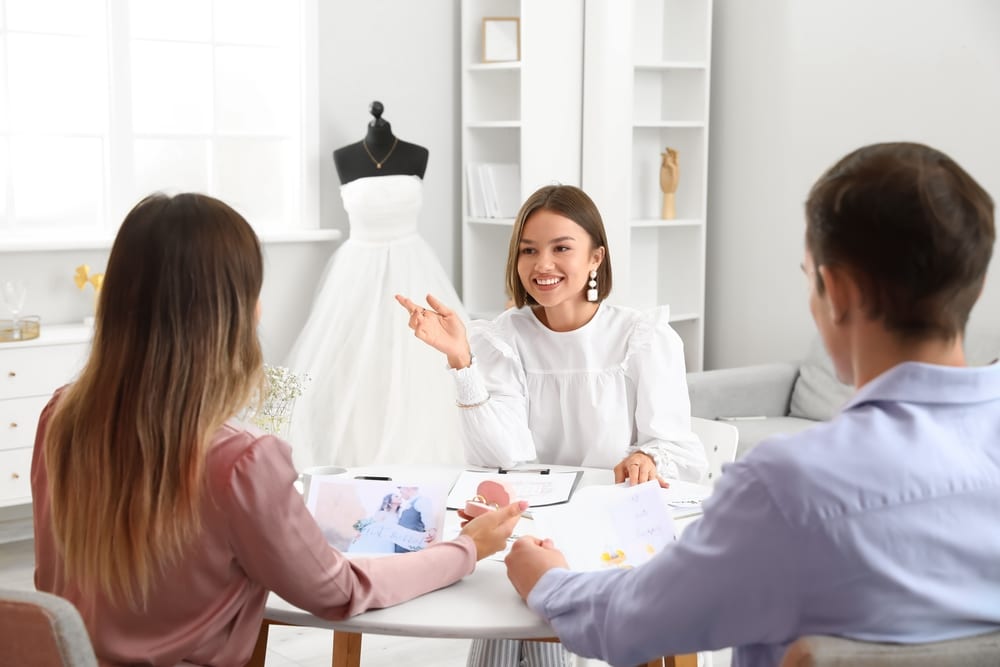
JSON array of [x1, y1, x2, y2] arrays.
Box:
[[249, 365, 310, 436]]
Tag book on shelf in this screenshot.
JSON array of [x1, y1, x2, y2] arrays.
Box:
[[466, 162, 520, 219]]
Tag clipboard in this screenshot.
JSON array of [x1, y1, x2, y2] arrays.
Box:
[[446, 468, 583, 510]]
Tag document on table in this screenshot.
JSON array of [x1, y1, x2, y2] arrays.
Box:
[[446, 468, 583, 509], [532, 481, 677, 571]]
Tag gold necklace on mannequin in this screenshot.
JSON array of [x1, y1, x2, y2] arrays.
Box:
[[362, 137, 399, 169]]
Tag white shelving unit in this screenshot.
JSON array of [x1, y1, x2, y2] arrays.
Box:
[[582, 0, 713, 371], [460, 0, 584, 319]]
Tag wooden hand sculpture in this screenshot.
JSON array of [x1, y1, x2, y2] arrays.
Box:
[[660, 147, 679, 220]]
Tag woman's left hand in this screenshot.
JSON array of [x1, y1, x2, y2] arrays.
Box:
[[614, 452, 669, 488]]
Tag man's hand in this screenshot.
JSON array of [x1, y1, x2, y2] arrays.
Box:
[[504, 536, 569, 601], [460, 501, 528, 560], [613, 451, 669, 488]]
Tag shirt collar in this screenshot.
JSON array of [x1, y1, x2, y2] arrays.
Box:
[[844, 360, 1000, 410]]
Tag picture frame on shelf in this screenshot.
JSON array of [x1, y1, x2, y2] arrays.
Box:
[[482, 17, 520, 63]]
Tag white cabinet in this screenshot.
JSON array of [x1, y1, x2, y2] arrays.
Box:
[[582, 0, 713, 371], [0, 324, 91, 508], [459, 0, 584, 319]]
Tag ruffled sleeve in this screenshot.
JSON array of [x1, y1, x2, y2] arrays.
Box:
[[623, 306, 708, 482], [448, 315, 538, 467]]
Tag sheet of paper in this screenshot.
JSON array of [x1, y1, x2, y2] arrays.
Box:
[[446, 469, 582, 509], [660, 479, 714, 518], [533, 481, 676, 572]]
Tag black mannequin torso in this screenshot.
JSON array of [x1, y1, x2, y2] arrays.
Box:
[[333, 101, 429, 185]]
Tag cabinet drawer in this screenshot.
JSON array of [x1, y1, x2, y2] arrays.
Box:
[[0, 395, 49, 451], [0, 343, 89, 400], [0, 447, 32, 507]]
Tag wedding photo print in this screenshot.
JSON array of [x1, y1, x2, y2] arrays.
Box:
[[306, 478, 447, 554]]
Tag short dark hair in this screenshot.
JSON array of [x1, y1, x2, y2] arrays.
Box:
[[505, 185, 613, 308], [805, 142, 994, 340]]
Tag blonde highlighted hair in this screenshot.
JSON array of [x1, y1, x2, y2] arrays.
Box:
[[43, 193, 264, 607]]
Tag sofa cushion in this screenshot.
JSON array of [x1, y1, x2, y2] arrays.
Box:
[[734, 416, 816, 459], [789, 337, 854, 421]]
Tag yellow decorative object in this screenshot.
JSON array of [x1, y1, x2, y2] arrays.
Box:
[[74, 264, 105, 293]]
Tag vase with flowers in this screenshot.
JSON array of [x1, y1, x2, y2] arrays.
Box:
[[247, 365, 311, 438]]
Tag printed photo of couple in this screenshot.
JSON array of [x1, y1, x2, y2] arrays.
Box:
[[305, 478, 446, 554]]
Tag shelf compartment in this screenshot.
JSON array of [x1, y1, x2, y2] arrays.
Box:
[[632, 0, 711, 63], [630, 125, 706, 221], [464, 67, 521, 123], [628, 224, 704, 317], [461, 224, 513, 317], [462, 0, 521, 65], [463, 125, 521, 165], [633, 67, 707, 124]]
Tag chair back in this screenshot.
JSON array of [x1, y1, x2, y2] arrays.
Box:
[[780, 631, 1000, 666], [690, 416, 739, 485], [0, 588, 97, 667]]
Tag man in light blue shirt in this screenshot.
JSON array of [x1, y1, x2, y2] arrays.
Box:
[[505, 142, 1000, 667]]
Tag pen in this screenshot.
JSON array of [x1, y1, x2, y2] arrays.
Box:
[[497, 467, 550, 474], [354, 475, 392, 481]]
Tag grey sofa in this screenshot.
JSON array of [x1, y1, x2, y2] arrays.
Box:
[[686, 337, 852, 460], [687, 332, 998, 460]]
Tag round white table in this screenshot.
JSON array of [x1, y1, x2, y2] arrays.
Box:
[[248, 465, 699, 667]]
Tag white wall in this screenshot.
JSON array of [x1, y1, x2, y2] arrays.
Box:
[[6, 1, 999, 371], [706, 0, 1000, 368], [316, 1, 460, 281]]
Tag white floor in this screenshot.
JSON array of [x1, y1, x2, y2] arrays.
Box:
[[1, 538, 731, 666]]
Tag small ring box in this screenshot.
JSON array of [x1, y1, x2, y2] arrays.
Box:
[[464, 479, 518, 517]]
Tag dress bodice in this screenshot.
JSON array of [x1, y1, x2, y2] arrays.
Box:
[[340, 174, 422, 242]]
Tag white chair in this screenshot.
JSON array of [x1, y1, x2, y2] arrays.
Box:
[[691, 417, 739, 485], [0, 588, 97, 667]]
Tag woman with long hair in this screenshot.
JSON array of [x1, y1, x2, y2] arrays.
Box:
[[32, 192, 524, 666]]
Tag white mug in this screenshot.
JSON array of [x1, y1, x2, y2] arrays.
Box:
[[298, 465, 348, 499]]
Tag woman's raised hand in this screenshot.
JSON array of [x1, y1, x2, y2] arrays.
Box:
[[395, 294, 473, 369]]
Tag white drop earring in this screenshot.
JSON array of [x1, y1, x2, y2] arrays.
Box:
[[587, 269, 598, 302]]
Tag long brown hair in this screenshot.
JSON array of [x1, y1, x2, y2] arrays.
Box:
[[44, 193, 264, 607], [505, 185, 613, 308]]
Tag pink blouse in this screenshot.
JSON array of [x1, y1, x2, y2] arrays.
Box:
[[32, 395, 476, 666]]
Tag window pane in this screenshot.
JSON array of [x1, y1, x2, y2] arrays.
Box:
[[214, 0, 297, 46], [11, 136, 103, 227], [5, 0, 104, 36], [133, 139, 210, 201], [215, 45, 296, 135], [215, 138, 291, 227], [131, 41, 213, 134], [129, 0, 211, 42], [7, 34, 107, 132]]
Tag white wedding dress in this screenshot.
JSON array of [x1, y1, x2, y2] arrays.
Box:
[[285, 175, 466, 469]]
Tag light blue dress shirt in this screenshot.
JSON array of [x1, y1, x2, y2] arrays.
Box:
[[528, 361, 1000, 667]]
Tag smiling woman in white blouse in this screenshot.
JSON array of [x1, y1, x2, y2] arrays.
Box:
[[397, 184, 706, 667], [398, 184, 707, 488]]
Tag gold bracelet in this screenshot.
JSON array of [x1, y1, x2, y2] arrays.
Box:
[[455, 396, 489, 409]]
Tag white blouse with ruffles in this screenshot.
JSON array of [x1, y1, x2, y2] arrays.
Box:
[[450, 304, 707, 482]]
